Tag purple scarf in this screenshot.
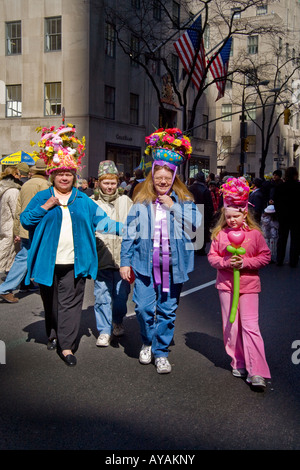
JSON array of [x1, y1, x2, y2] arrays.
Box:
[[152, 161, 177, 292]]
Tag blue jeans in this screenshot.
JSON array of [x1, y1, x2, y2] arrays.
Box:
[[94, 269, 130, 334], [0, 238, 31, 294], [132, 270, 182, 358]]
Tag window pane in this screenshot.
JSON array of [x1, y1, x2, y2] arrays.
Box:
[[105, 86, 115, 119], [44, 82, 61, 115], [45, 17, 62, 52], [130, 93, 139, 125], [6, 21, 22, 55], [105, 22, 116, 57], [6, 85, 22, 117], [222, 104, 232, 121]]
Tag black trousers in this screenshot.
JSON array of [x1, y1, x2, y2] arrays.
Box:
[[277, 222, 300, 267], [39, 265, 86, 351]]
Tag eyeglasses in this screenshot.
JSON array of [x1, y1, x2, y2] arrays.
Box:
[[153, 177, 173, 183]]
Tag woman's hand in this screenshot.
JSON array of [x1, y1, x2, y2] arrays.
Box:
[[120, 266, 131, 282], [157, 194, 174, 208], [230, 255, 243, 270], [41, 196, 60, 211]]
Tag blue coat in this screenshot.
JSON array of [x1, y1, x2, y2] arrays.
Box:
[[20, 186, 122, 286], [120, 193, 202, 284]]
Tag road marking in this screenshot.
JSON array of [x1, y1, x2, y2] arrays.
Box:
[[180, 279, 216, 297]]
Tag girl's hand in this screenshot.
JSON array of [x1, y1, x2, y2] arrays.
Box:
[[157, 194, 174, 208], [41, 196, 60, 211], [230, 255, 243, 270], [120, 266, 131, 282]]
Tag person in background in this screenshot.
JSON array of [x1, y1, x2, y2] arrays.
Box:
[[260, 205, 279, 263], [208, 177, 271, 389], [249, 178, 264, 224], [20, 124, 122, 366], [0, 167, 21, 281], [120, 128, 201, 374], [78, 178, 93, 196], [188, 171, 214, 255], [274, 166, 300, 267], [268, 170, 283, 205], [91, 160, 133, 347], [16, 163, 30, 185], [128, 169, 145, 199], [0, 159, 50, 304]]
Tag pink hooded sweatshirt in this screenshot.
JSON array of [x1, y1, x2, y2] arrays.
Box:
[[208, 227, 271, 293]]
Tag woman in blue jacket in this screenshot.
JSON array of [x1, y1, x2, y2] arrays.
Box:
[[20, 125, 122, 366], [120, 128, 202, 374]]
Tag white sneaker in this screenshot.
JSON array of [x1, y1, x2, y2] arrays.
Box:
[[139, 345, 152, 364], [246, 375, 266, 388], [96, 333, 111, 347], [232, 368, 247, 378], [155, 357, 172, 374], [113, 323, 124, 337]]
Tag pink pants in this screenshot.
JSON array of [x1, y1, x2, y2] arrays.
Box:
[[218, 290, 271, 378]]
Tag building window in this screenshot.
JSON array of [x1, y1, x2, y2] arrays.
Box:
[[248, 36, 258, 55], [105, 22, 116, 58], [204, 24, 210, 49], [231, 8, 241, 19], [221, 136, 231, 154], [245, 102, 256, 121], [130, 93, 139, 125], [44, 82, 61, 116], [257, 5, 267, 15], [171, 54, 179, 82], [172, 1, 180, 28], [153, 0, 162, 20], [45, 17, 62, 52], [221, 104, 232, 121], [6, 21, 21, 55], [105, 86, 115, 120], [130, 35, 139, 67], [202, 114, 209, 139], [6, 85, 22, 117]]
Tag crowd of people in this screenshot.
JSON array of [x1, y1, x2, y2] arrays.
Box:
[[0, 124, 299, 388]]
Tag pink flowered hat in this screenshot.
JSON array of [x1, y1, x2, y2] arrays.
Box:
[[33, 124, 85, 175], [221, 177, 250, 211]]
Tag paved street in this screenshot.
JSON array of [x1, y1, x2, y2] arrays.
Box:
[[0, 252, 300, 453]]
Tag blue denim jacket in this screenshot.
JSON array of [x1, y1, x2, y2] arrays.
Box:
[[20, 187, 122, 286], [120, 193, 202, 284]]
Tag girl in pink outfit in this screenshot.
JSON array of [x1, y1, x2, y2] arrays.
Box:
[[208, 177, 271, 389]]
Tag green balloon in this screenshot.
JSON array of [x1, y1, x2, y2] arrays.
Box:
[[226, 244, 246, 323]]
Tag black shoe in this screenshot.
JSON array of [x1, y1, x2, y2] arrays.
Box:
[[47, 339, 57, 350], [59, 351, 77, 366]]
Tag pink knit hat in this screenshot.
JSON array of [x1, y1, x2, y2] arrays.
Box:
[[221, 177, 250, 211]]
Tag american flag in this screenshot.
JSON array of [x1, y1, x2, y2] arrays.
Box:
[[209, 37, 232, 101], [173, 15, 206, 91]]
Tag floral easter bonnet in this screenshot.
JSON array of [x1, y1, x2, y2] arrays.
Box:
[[221, 177, 250, 212], [33, 124, 85, 175]]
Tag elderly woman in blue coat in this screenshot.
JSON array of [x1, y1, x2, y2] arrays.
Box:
[[120, 128, 202, 374], [20, 125, 122, 366]]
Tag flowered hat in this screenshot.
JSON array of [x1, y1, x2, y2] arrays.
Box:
[[221, 177, 250, 211], [145, 128, 192, 169], [33, 124, 85, 174], [98, 160, 118, 178]]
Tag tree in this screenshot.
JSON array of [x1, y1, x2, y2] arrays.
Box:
[[103, 0, 284, 132], [231, 33, 300, 178]]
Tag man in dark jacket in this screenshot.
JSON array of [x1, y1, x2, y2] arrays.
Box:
[[188, 171, 214, 255], [249, 178, 265, 223], [274, 167, 300, 267]]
